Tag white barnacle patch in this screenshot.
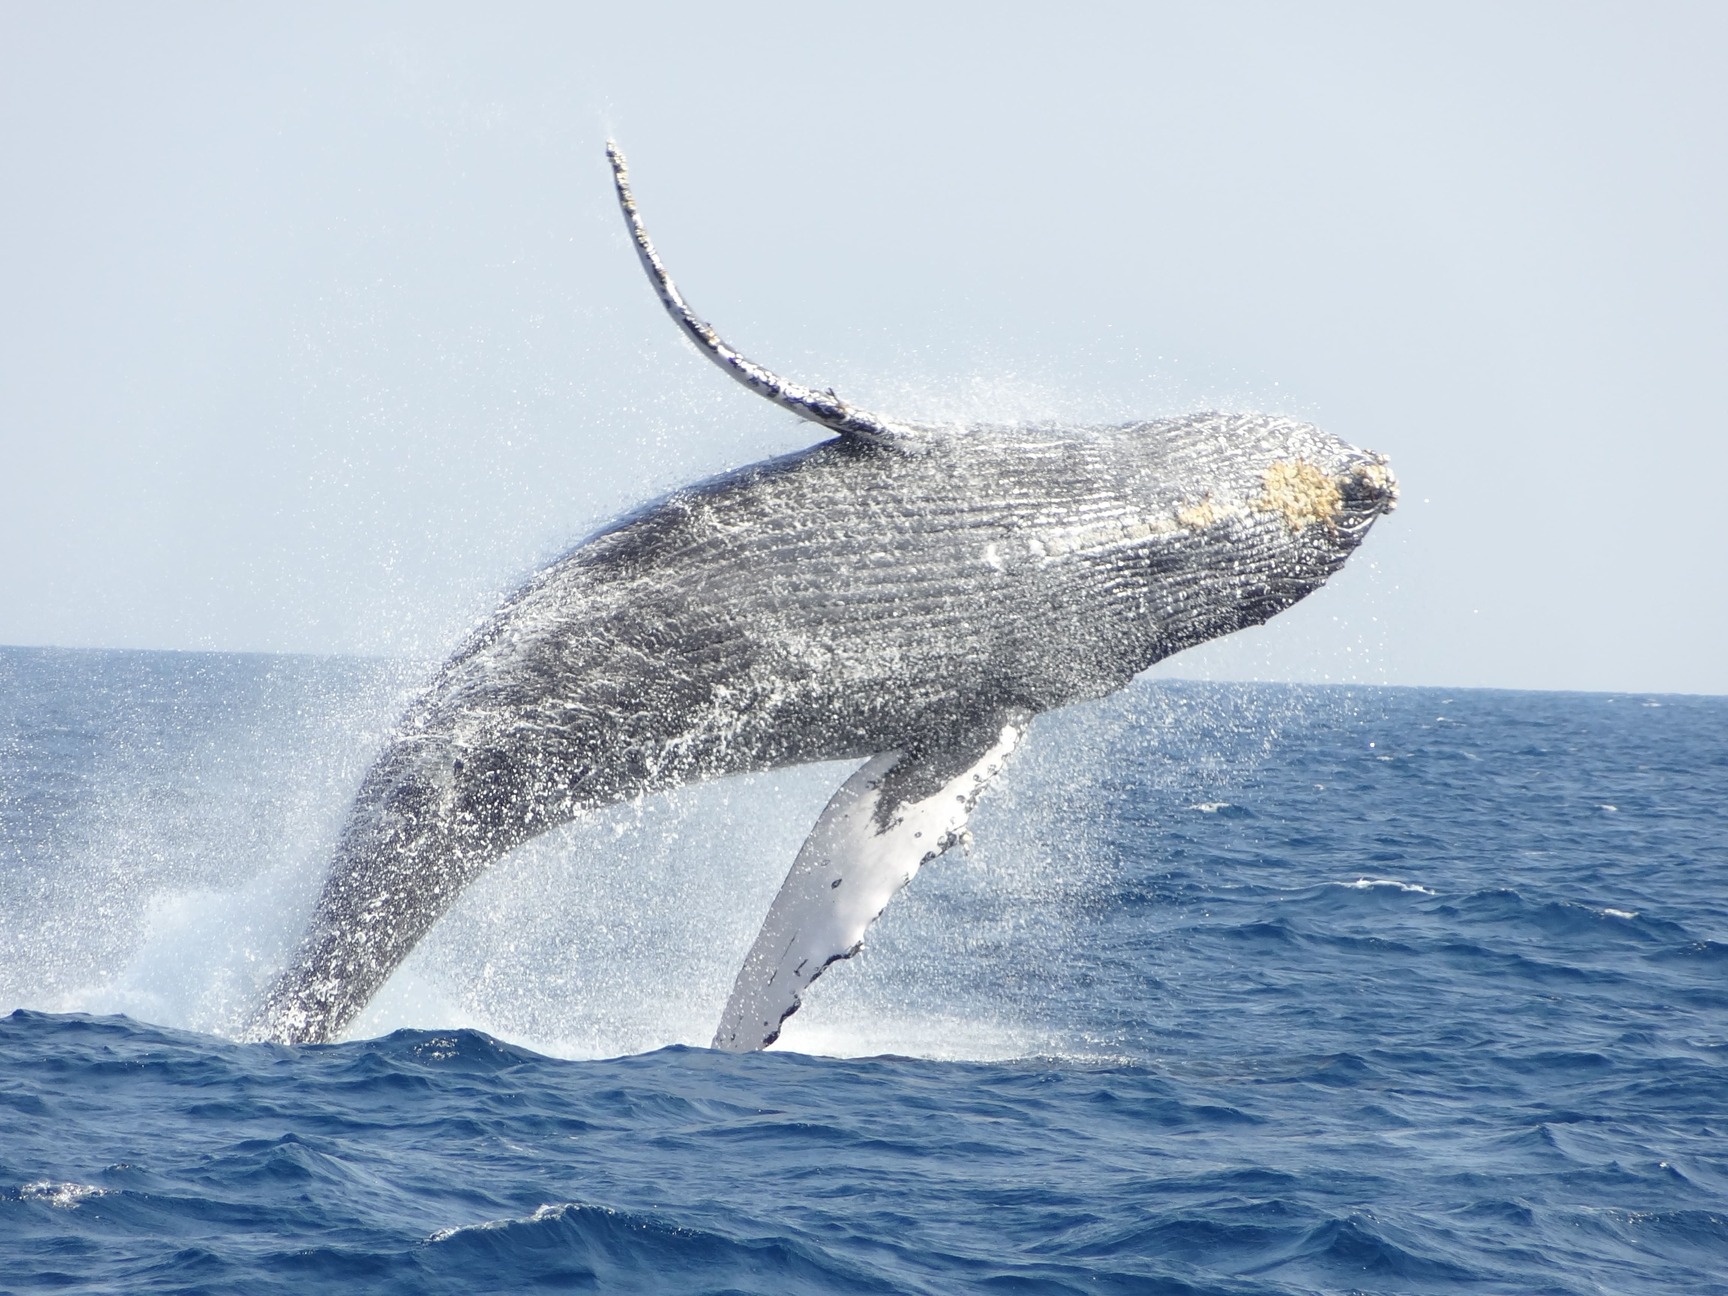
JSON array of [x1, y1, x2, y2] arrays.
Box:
[[1033, 463, 1357, 560], [1176, 495, 1223, 530], [1254, 458, 1343, 532]]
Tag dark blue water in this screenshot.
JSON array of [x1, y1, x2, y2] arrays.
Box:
[[2, 646, 1725, 1293]]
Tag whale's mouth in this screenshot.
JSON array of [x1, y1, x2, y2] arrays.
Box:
[[1343, 453, 1399, 516]]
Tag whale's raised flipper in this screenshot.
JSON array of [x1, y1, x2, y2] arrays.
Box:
[[713, 722, 1025, 1052], [606, 140, 934, 450]]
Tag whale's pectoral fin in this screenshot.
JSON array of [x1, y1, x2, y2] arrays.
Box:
[[606, 141, 938, 450], [712, 721, 1026, 1052]]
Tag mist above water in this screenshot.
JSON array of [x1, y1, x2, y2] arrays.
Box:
[[0, 646, 1330, 1061]]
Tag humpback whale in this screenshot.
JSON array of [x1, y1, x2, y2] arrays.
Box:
[[254, 143, 1398, 1049]]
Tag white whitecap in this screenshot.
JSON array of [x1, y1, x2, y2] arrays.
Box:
[[1337, 878, 1437, 895], [20, 1180, 107, 1209], [428, 1202, 596, 1242], [1189, 802, 1233, 813], [1601, 908, 1638, 920], [775, 1009, 1068, 1063]]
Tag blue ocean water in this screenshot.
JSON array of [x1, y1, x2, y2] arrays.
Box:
[[1, 645, 1724, 1293]]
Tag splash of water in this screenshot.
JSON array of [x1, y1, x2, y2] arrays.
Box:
[[0, 647, 1335, 1060]]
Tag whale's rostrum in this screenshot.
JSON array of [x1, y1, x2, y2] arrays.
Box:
[[253, 143, 1397, 1050]]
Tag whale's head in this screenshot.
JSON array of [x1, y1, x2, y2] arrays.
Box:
[[1073, 412, 1398, 660]]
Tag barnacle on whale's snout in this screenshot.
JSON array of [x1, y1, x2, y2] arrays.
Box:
[[1254, 454, 1398, 533], [1256, 459, 1344, 532]]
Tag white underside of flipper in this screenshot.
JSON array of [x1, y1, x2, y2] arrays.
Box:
[[712, 723, 1024, 1052]]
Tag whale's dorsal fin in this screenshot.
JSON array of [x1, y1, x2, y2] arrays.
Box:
[[607, 141, 931, 451], [712, 722, 1024, 1052]]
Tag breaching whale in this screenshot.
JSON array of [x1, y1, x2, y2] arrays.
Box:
[[254, 143, 1398, 1049]]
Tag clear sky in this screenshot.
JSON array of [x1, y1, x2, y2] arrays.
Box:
[[2, 2, 1723, 694]]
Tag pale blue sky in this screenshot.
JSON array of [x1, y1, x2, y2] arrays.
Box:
[[2, 2, 1723, 694]]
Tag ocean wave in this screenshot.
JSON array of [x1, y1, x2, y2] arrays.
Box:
[[17, 1180, 108, 1210], [1335, 877, 1438, 895], [4, 659, 1728, 1292], [425, 1202, 886, 1295]]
